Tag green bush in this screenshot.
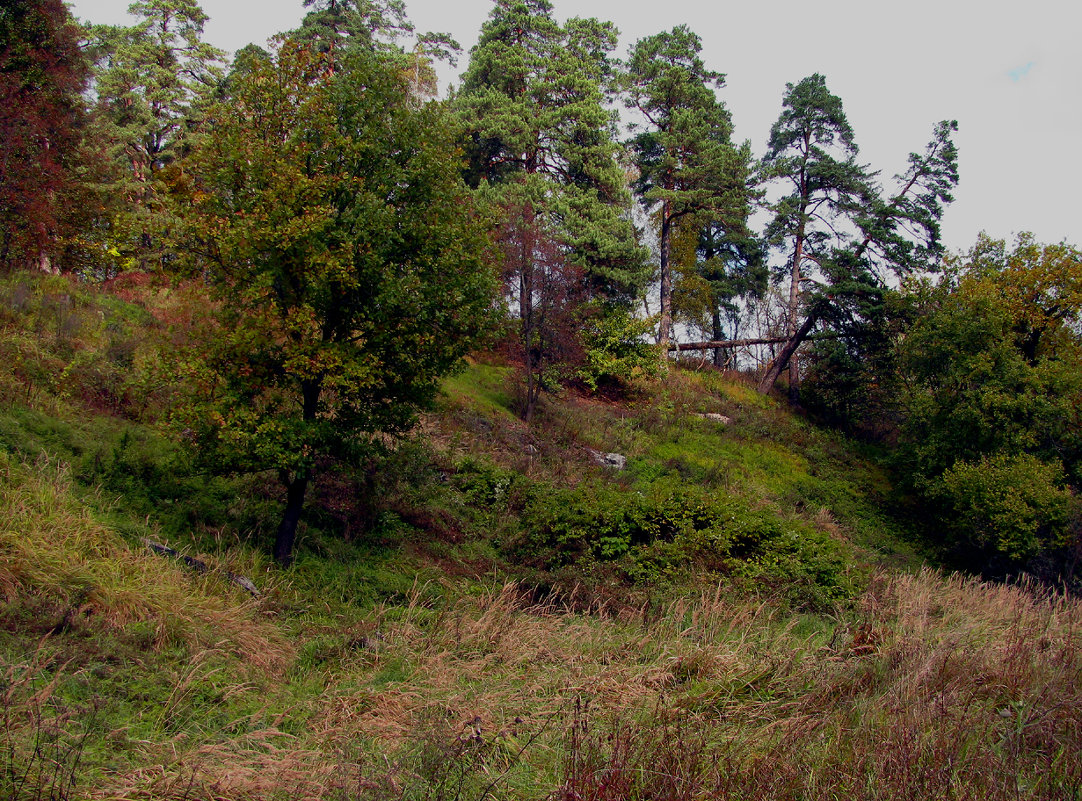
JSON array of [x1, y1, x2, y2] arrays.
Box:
[[933, 453, 1074, 563], [578, 304, 658, 392], [507, 478, 856, 608], [516, 482, 717, 565]]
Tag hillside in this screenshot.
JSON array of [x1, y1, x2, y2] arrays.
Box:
[[1, 272, 1080, 800]]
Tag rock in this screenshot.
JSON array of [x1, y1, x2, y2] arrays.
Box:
[[587, 448, 627, 470], [697, 413, 732, 425]]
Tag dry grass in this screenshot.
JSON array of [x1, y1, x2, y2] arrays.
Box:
[[245, 569, 1078, 801], [3, 463, 1078, 801], [126, 567, 1069, 800], [0, 453, 291, 673], [554, 569, 1082, 801]]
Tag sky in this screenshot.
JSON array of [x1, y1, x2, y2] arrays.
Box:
[[68, 0, 1082, 255]]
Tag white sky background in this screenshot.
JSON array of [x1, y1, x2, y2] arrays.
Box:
[[68, 0, 1082, 255]]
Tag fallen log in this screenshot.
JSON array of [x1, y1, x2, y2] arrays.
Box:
[[143, 539, 261, 597], [669, 332, 841, 352]]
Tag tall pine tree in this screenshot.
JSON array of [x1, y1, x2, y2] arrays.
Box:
[[457, 0, 646, 418], [757, 74, 958, 399], [624, 25, 753, 356], [87, 0, 224, 268]]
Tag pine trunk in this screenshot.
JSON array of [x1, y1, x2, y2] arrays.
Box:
[[520, 205, 538, 422], [757, 312, 818, 395], [658, 201, 672, 358], [712, 309, 726, 368]]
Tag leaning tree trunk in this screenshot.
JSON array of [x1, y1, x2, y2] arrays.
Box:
[[757, 311, 818, 396]]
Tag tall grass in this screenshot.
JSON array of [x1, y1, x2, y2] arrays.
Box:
[[2, 535, 1078, 798], [210, 570, 1077, 800], [551, 570, 1082, 801], [0, 451, 290, 669]]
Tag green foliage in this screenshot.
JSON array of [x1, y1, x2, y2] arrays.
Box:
[[801, 288, 911, 438], [624, 25, 754, 348], [174, 40, 496, 562], [294, 0, 414, 55], [760, 73, 874, 391], [671, 216, 767, 349], [458, 0, 646, 299], [933, 454, 1073, 562], [457, 0, 648, 417], [895, 234, 1082, 569], [757, 75, 958, 397], [0, 273, 165, 417], [0, 0, 91, 272], [578, 304, 659, 391], [86, 0, 225, 269], [508, 477, 854, 609]]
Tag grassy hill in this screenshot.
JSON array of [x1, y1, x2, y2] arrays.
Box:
[[1, 272, 1079, 800]]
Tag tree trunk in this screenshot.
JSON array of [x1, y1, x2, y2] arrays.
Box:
[[671, 333, 839, 351], [785, 215, 807, 402], [519, 205, 538, 422], [757, 311, 818, 395], [712, 308, 725, 368], [273, 377, 321, 566], [658, 200, 672, 358], [274, 471, 309, 566]]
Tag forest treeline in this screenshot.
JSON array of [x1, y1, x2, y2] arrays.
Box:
[[2, 0, 1080, 581]]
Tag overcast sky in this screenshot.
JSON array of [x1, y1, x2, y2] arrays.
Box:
[[69, 0, 1081, 255]]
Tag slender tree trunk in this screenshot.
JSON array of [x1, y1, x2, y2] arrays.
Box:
[[712, 308, 725, 368], [786, 215, 807, 401], [658, 200, 672, 358], [273, 378, 321, 566], [520, 205, 538, 422]]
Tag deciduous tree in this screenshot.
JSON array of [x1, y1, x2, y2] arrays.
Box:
[[176, 41, 495, 565], [895, 234, 1082, 569], [0, 0, 90, 272]]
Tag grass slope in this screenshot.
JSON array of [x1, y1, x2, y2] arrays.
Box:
[[1, 271, 1079, 799]]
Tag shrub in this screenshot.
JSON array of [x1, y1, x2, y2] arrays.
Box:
[[933, 453, 1075, 563], [578, 304, 659, 392]]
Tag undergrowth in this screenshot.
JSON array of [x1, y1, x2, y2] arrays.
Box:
[[3, 269, 1069, 799]]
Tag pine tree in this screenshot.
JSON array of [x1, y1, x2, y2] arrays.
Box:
[[756, 75, 958, 399], [624, 25, 753, 356], [293, 0, 458, 100], [87, 0, 224, 267], [457, 0, 646, 418]]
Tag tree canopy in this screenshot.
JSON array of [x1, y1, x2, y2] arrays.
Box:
[[456, 0, 647, 418], [624, 25, 754, 355], [0, 0, 90, 272], [175, 40, 495, 564], [895, 234, 1082, 567], [756, 74, 958, 399]]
